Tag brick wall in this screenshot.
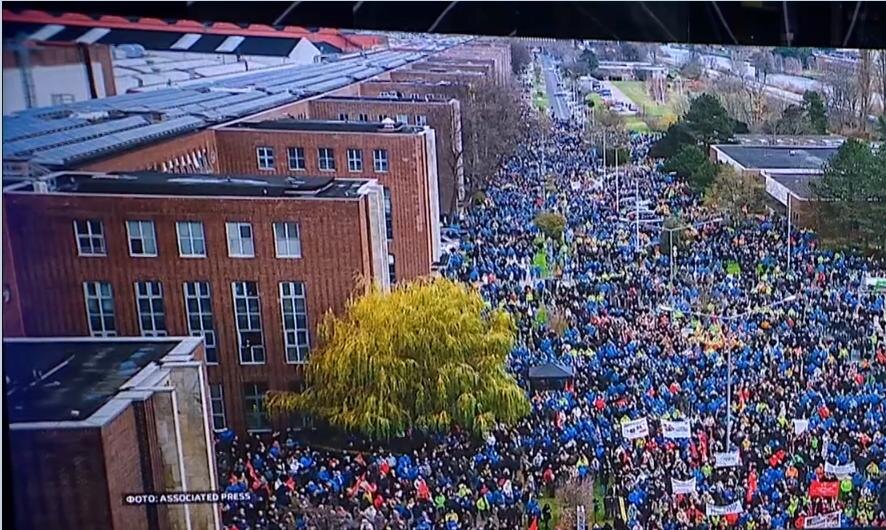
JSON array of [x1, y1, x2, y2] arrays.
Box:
[[10, 426, 112, 529], [80, 129, 218, 174], [214, 126, 436, 281], [389, 69, 485, 86], [2, 208, 25, 336], [307, 97, 464, 215], [103, 406, 153, 530], [3, 191, 375, 431]]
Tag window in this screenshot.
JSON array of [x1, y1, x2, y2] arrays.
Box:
[[373, 149, 389, 173], [135, 281, 166, 337], [287, 147, 306, 171], [226, 222, 254, 258], [183, 282, 217, 363], [377, 114, 387, 122], [383, 187, 393, 240], [232, 281, 264, 364], [338, 113, 349, 121], [388, 254, 396, 284], [379, 91, 398, 98], [176, 221, 206, 258], [415, 115, 428, 126], [396, 114, 409, 124], [126, 220, 157, 257], [209, 384, 226, 430], [243, 383, 270, 431], [358, 113, 369, 122], [347, 148, 363, 172], [280, 282, 310, 363], [51, 93, 75, 105], [257, 146, 275, 170], [83, 281, 116, 336], [318, 148, 335, 171], [74, 220, 106, 256], [274, 222, 302, 258]]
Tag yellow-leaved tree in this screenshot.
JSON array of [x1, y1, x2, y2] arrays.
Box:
[[266, 277, 530, 440]]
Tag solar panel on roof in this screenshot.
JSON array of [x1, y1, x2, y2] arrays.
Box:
[[218, 93, 297, 118], [5, 116, 149, 156], [2, 116, 89, 142]]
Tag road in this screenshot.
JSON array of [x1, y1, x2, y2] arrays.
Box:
[[541, 55, 570, 120], [600, 80, 639, 114]]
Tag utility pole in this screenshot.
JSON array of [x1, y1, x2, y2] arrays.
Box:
[[634, 177, 640, 249], [726, 341, 733, 450], [787, 195, 792, 274], [615, 145, 620, 211]]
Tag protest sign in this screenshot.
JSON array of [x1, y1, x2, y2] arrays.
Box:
[[661, 419, 691, 439], [622, 417, 649, 440]]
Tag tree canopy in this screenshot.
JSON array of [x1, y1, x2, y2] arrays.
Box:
[[661, 144, 717, 192], [703, 164, 766, 218], [811, 139, 886, 250], [534, 211, 567, 240], [651, 93, 737, 159], [803, 91, 828, 134], [266, 278, 530, 440]]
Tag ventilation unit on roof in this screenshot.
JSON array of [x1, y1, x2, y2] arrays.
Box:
[[789, 150, 799, 156], [74, 111, 110, 121], [381, 117, 396, 129]]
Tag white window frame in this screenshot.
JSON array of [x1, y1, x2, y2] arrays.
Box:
[[273, 222, 302, 259], [358, 113, 369, 122], [183, 281, 217, 364], [338, 113, 349, 121], [256, 146, 275, 171], [126, 220, 158, 257], [373, 149, 389, 173], [396, 114, 409, 124], [51, 93, 75, 105], [287, 146, 306, 171], [73, 219, 106, 256], [176, 221, 206, 258], [346, 148, 363, 172], [232, 281, 265, 365], [226, 222, 255, 258], [83, 281, 116, 337], [318, 147, 336, 171], [243, 382, 270, 432], [383, 186, 393, 240], [135, 281, 167, 337], [389, 254, 396, 285], [279, 281, 310, 364], [415, 114, 428, 126], [209, 384, 227, 431]]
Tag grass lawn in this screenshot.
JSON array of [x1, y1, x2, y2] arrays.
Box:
[[534, 91, 549, 111], [538, 496, 561, 528], [612, 80, 679, 127], [624, 116, 651, 132]]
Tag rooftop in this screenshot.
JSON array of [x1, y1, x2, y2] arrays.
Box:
[[734, 134, 846, 148], [6, 171, 374, 199], [4, 339, 178, 424], [321, 95, 453, 104], [229, 118, 424, 134], [767, 172, 820, 200], [713, 144, 839, 171]]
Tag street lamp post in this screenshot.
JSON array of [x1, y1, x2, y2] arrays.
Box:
[[658, 294, 798, 450], [661, 217, 724, 287]]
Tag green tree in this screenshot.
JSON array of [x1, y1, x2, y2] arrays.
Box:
[[680, 57, 704, 80], [580, 48, 599, 74], [812, 139, 886, 249], [661, 144, 717, 191], [683, 93, 736, 146], [770, 104, 810, 135], [802, 91, 828, 134], [266, 278, 530, 440], [534, 211, 567, 240], [875, 115, 886, 141]]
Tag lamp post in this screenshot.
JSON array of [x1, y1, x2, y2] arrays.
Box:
[[660, 217, 724, 287], [658, 294, 798, 450]]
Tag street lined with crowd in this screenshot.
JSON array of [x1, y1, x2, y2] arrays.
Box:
[[215, 112, 886, 530]]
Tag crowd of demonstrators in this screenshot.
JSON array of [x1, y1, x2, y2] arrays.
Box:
[[215, 115, 886, 530]]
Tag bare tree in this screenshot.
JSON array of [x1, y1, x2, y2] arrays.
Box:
[[878, 50, 886, 114], [510, 39, 532, 75], [858, 50, 874, 130], [824, 64, 860, 131]]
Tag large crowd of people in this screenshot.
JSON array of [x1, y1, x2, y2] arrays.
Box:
[[215, 111, 886, 530]]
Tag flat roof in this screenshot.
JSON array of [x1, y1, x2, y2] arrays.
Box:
[[7, 171, 372, 199], [4, 339, 178, 424], [734, 134, 846, 147], [228, 119, 424, 134], [768, 172, 820, 200], [713, 145, 838, 170], [320, 95, 452, 104]]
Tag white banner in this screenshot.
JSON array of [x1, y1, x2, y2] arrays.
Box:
[[805, 511, 842, 529], [714, 451, 741, 468], [622, 417, 649, 440], [706, 501, 743, 517], [793, 419, 809, 435], [824, 462, 856, 478], [671, 477, 696, 494], [661, 419, 691, 439]]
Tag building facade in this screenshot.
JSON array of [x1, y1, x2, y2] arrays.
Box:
[[213, 120, 442, 281], [5, 336, 217, 530], [3, 172, 389, 432], [306, 96, 464, 216]]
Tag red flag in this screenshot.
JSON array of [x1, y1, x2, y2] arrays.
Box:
[[809, 480, 839, 498], [528, 516, 539, 530]]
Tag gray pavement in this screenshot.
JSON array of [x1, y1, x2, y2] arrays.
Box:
[[541, 55, 570, 120]]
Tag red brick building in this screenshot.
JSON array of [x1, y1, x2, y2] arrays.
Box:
[[213, 119, 442, 281], [5, 336, 217, 530], [3, 172, 389, 432], [305, 96, 464, 216]]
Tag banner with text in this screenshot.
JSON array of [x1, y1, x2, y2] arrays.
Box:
[[671, 477, 696, 494], [661, 419, 691, 439], [809, 481, 840, 499], [793, 419, 809, 435], [824, 462, 856, 478], [706, 501, 743, 517], [714, 451, 741, 468], [622, 417, 649, 440], [805, 511, 842, 529]]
